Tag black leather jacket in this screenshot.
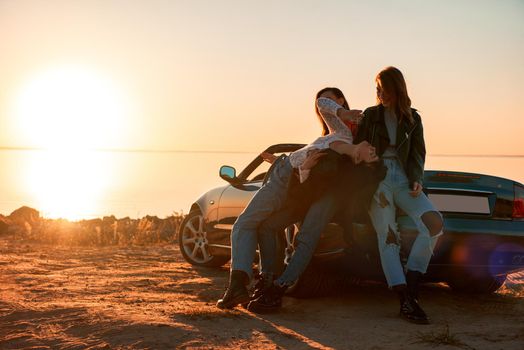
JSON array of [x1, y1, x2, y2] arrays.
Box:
[[354, 104, 426, 187]]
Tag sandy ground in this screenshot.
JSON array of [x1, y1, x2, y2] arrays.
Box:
[[1, 238, 523, 350]]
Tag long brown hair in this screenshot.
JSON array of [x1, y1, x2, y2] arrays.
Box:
[[376, 67, 414, 124], [315, 87, 349, 136]]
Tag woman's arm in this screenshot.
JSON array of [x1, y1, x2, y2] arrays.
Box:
[[407, 114, 426, 190], [330, 141, 378, 164], [316, 98, 353, 137], [298, 149, 328, 183]]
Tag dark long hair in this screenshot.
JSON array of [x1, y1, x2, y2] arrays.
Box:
[[376, 67, 414, 124], [315, 87, 349, 136]]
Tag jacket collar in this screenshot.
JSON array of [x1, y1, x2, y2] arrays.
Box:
[[371, 104, 416, 149]]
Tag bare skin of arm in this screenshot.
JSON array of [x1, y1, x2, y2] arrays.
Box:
[[329, 141, 378, 164], [301, 141, 379, 175], [260, 151, 278, 164]]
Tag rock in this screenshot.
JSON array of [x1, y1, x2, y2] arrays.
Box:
[[8, 206, 40, 226], [0, 215, 10, 235]]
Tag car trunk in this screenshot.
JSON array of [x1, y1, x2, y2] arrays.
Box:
[[399, 170, 524, 279]]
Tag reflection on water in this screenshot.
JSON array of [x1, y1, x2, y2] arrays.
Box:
[[0, 150, 523, 219], [0, 150, 258, 219]]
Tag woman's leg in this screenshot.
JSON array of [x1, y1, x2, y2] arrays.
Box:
[[388, 159, 443, 324], [253, 204, 305, 301], [247, 191, 339, 313], [257, 205, 305, 277], [275, 191, 339, 286], [393, 189, 444, 274], [369, 180, 405, 287], [230, 157, 292, 278], [218, 156, 292, 309]]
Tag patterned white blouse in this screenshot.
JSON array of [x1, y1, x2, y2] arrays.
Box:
[[288, 97, 354, 183]]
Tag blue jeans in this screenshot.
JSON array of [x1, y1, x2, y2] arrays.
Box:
[[369, 158, 443, 287], [230, 156, 293, 279], [258, 191, 338, 286]]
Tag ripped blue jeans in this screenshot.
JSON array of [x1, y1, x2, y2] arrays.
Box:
[[369, 158, 443, 287]]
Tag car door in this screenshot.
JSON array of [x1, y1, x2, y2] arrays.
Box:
[[215, 160, 272, 230]]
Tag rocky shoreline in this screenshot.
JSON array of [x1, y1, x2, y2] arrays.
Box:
[[0, 206, 185, 246]]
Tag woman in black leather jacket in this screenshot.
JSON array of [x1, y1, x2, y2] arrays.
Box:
[[354, 66, 444, 324]]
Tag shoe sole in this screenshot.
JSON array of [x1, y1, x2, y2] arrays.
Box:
[[216, 295, 250, 310], [400, 313, 430, 325], [246, 302, 282, 314]]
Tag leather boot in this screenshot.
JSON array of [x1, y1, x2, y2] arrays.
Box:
[[250, 273, 275, 301], [216, 270, 250, 309], [247, 282, 287, 313], [406, 270, 422, 299], [396, 283, 430, 324]]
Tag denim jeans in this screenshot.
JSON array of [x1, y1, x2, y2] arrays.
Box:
[[369, 158, 442, 287], [258, 191, 338, 286], [230, 155, 293, 279]]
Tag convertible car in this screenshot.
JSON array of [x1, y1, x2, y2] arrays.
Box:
[[178, 144, 524, 296]]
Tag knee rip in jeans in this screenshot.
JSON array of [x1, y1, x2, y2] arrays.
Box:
[[385, 223, 400, 246], [378, 191, 390, 208], [421, 211, 444, 237]]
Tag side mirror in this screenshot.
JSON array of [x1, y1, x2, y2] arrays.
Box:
[[219, 165, 238, 183]]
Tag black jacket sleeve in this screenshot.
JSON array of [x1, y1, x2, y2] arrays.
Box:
[[406, 114, 426, 187]]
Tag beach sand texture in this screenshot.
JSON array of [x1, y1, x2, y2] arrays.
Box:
[[1, 238, 523, 350]]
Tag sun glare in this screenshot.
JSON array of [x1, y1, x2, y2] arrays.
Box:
[[11, 65, 128, 220], [13, 65, 127, 150], [23, 150, 113, 220]]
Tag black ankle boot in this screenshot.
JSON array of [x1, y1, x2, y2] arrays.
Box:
[[247, 282, 287, 313], [250, 273, 275, 301], [216, 270, 250, 309], [397, 284, 430, 325], [406, 270, 423, 300]]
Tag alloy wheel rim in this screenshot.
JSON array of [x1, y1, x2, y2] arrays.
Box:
[[182, 214, 212, 263]]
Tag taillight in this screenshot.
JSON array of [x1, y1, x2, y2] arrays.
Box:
[[513, 184, 524, 218]]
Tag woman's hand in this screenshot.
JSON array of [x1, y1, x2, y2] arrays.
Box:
[[354, 141, 378, 164], [260, 151, 277, 164], [409, 182, 423, 197], [301, 149, 328, 170]]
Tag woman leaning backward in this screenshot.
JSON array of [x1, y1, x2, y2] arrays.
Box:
[[216, 87, 377, 309]]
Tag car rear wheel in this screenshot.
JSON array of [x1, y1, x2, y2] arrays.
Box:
[[447, 274, 507, 294], [179, 209, 229, 267]]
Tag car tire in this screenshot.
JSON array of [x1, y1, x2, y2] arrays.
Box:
[[178, 209, 229, 267], [447, 274, 507, 294]]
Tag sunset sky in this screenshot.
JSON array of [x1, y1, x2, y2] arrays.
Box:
[[0, 0, 523, 219]]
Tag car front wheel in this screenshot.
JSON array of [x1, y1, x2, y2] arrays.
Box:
[[179, 209, 229, 267]]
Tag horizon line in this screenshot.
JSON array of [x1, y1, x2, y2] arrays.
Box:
[[0, 146, 523, 158]]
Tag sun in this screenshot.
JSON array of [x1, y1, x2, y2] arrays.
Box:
[[11, 65, 129, 219], [13, 65, 127, 150]]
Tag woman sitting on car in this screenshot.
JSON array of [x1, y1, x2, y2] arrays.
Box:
[[217, 87, 378, 310], [353, 66, 444, 324]]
